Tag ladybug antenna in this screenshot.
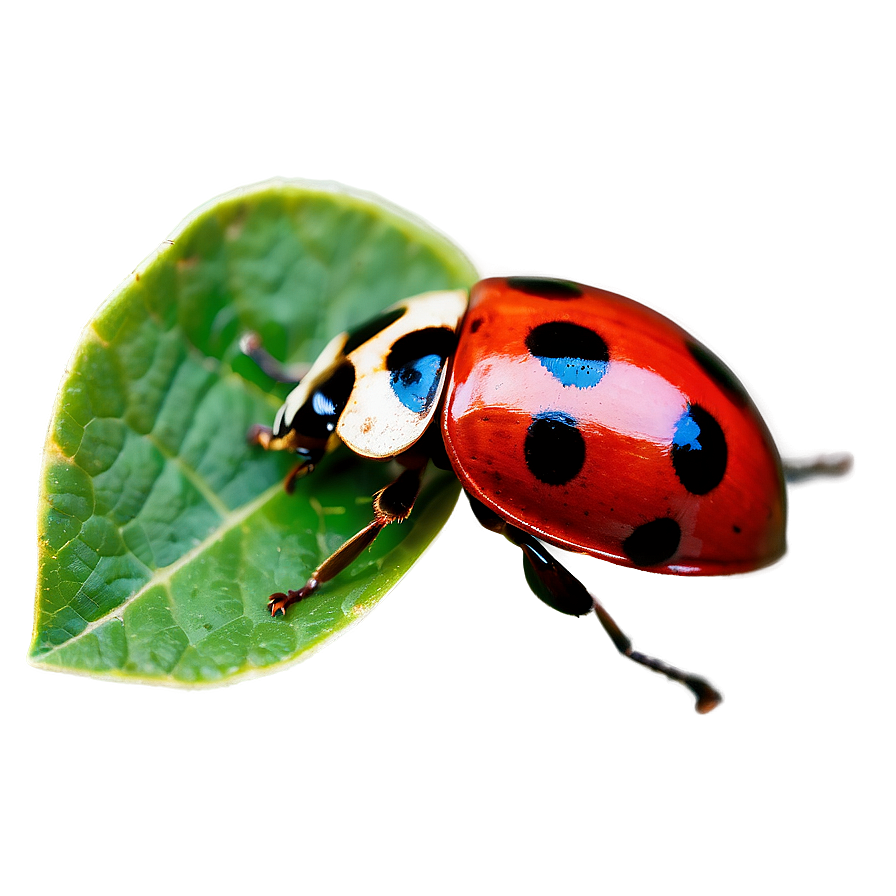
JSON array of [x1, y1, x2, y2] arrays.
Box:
[[239, 331, 310, 383]]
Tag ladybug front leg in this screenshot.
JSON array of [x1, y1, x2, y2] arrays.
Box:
[[467, 494, 722, 714], [268, 465, 425, 616], [245, 424, 320, 494]]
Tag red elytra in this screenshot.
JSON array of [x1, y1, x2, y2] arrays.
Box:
[[442, 277, 786, 576]]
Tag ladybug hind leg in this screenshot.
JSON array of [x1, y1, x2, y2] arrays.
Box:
[[782, 452, 853, 483], [268, 465, 425, 616], [466, 494, 722, 714]]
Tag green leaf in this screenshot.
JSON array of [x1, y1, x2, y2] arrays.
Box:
[[31, 179, 476, 685]]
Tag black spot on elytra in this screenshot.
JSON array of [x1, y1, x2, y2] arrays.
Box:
[[469, 317, 483, 333], [526, 322, 609, 362], [687, 340, 750, 406], [506, 277, 583, 300], [386, 327, 457, 414], [671, 404, 728, 495], [623, 518, 681, 567], [343, 306, 406, 355], [526, 322, 610, 389], [524, 412, 586, 485]]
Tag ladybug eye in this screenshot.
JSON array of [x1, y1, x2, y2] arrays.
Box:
[[287, 362, 356, 442], [311, 389, 337, 417]]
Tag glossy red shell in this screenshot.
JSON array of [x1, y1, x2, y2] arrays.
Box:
[[441, 278, 786, 575]]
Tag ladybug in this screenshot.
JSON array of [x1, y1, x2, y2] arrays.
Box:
[[246, 276, 850, 712]]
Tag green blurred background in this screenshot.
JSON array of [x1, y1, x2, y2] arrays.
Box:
[[4, 4, 886, 895]]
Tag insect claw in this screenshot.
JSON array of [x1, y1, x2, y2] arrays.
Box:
[[268, 592, 289, 616], [284, 461, 314, 494], [688, 677, 723, 714]]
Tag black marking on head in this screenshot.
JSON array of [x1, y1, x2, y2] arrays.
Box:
[[623, 518, 682, 566], [506, 277, 584, 300], [524, 411, 586, 485], [526, 322, 610, 388], [671, 404, 728, 495], [343, 306, 406, 356], [687, 340, 750, 406], [284, 362, 356, 440], [386, 327, 457, 414]]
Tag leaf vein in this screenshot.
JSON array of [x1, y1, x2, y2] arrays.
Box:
[[143, 431, 231, 517], [34, 479, 284, 662]]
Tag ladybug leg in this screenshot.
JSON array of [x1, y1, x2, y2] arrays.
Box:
[[467, 494, 722, 714], [245, 424, 319, 493], [268, 465, 425, 616], [783, 452, 853, 483], [239, 332, 310, 383], [512, 529, 722, 713]]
